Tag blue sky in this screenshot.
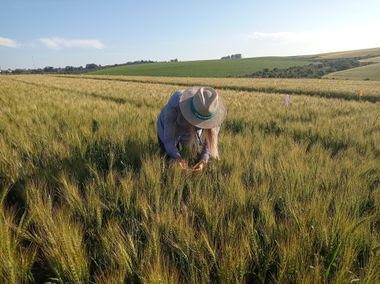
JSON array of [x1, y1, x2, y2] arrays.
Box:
[[1, 0, 380, 69]]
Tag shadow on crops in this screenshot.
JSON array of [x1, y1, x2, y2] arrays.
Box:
[[258, 120, 283, 136], [211, 116, 370, 158], [2, 138, 157, 215], [83, 138, 153, 173], [224, 118, 253, 135], [69, 137, 156, 178], [291, 129, 348, 157], [224, 118, 283, 137], [273, 197, 288, 223], [275, 111, 318, 123], [225, 117, 350, 157], [3, 179, 27, 217], [243, 228, 280, 283]]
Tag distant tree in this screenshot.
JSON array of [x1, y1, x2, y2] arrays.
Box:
[[13, 69, 25, 74], [221, 54, 242, 60], [245, 57, 366, 79], [231, 54, 242, 59], [43, 66, 54, 73], [85, 63, 98, 69], [65, 66, 74, 72]]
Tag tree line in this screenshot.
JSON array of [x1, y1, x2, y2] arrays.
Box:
[[244, 58, 371, 79], [221, 54, 242, 60], [1, 60, 157, 75]]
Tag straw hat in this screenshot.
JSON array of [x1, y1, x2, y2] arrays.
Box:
[[179, 87, 225, 129]]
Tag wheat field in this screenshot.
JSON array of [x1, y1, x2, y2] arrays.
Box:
[[0, 75, 379, 283]]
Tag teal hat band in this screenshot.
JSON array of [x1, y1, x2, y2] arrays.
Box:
[[191, 98, 218, 120]]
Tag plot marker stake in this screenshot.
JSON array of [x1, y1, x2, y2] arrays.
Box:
[[285, 94, 290, 108]]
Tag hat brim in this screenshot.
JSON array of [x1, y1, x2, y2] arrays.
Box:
[[179, 87, 226, 129]]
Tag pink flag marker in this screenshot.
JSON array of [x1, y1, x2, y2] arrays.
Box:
[[285, 95, 290, 108]]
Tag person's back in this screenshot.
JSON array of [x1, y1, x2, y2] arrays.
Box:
[[157, 90, 198, 154], [157, 87, 226, 172]]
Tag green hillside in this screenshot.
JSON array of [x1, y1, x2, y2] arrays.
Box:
[[320, 48, 380, 80], [316, 47, 380, 59], [325, 63, 380, 80], [360, 56, 380, 63], [88, 47, 380, 79], [89, 57, 311, 77]]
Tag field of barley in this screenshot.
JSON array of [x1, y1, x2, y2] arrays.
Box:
[[0, 75, 379, 283]]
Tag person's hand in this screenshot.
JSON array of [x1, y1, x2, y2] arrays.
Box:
[[192, 160, 207, 173], [177, 159, 188, 171]]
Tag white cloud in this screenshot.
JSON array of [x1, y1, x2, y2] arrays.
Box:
[[0, 36, 17, 47], [240, 23, 380, 56], [39, 37, 105, 49]]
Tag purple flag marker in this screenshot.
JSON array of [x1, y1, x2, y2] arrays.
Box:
[[285, 95, 290, 108]]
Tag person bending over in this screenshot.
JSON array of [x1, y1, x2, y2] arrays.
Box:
[[157, 86, 226, 172]]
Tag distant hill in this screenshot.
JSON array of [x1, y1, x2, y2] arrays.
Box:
[[315, 47, 380, 59], [89, 57, 311, 77], [360, 56, 380, 63], [325, 63, 380, 81], [320, 48, 380, 80], [87, 47, 380, 79]]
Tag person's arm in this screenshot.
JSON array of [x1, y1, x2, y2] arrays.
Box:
[[162, 94, 181, 160]]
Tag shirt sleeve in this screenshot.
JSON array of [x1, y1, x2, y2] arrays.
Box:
[[162, 94, 181, 160]]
